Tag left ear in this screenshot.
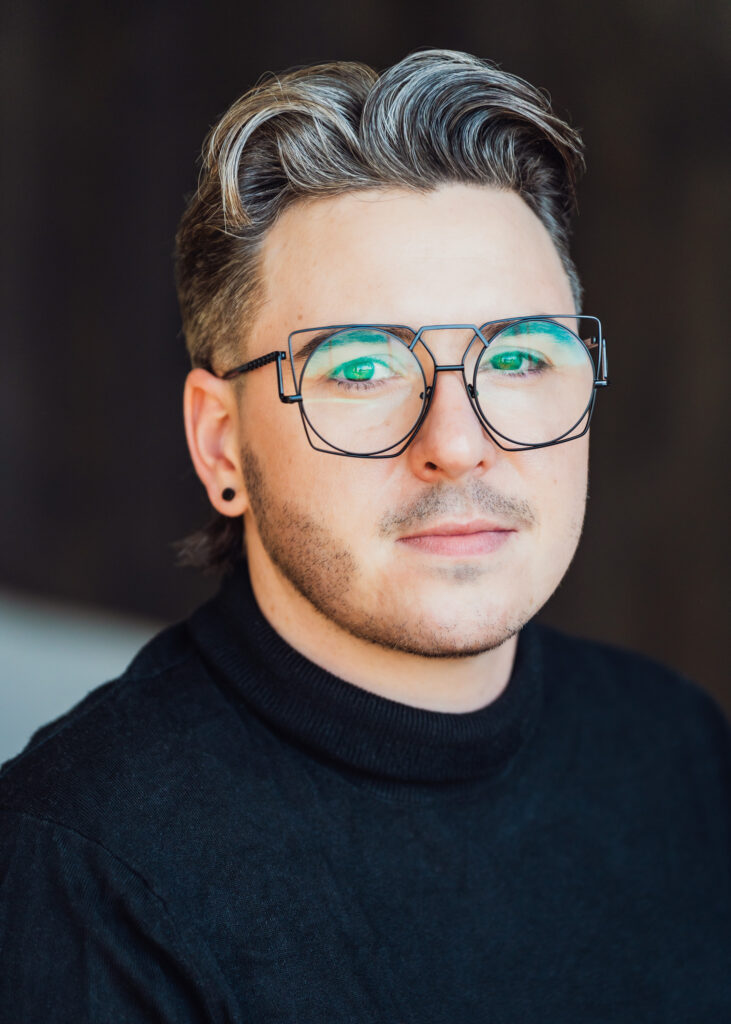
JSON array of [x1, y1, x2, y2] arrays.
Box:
[[183, 368, 249, 516]]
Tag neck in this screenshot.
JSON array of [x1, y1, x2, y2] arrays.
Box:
[[247, 551, 518, 714]]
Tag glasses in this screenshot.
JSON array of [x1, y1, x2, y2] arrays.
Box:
[[218, 315, 609, 458]]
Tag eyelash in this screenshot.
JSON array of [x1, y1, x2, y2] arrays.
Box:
[[332, 377, 390, 392], [483, 351, 549, 376], [326, 357, 397, 387]]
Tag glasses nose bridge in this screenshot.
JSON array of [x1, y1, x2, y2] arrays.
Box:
[[409, 354, 488, 461], [414, 325, 482, 426], [419, 346, 482, 436], [416, 323, 480, 373], [433, 361, 467, 374]]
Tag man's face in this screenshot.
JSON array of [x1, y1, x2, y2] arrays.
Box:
[[237, 184, 587, 656]]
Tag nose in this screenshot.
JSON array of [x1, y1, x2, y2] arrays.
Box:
[[406, 369, 500, 482]]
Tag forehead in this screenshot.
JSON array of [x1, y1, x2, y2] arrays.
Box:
[[256, 183, 573, 331]]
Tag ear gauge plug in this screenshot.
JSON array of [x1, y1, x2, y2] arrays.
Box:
[[221, 488, 236, 501]]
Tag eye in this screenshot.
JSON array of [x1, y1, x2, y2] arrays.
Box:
[[333, 358, 382, 382], [483, 349, 548, 375], [329, 356, 397, 385]]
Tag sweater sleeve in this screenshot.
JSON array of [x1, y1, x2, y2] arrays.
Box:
[[0, 810, 214, 1024]]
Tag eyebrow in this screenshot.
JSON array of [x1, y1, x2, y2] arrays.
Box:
[[477, 321, 510, 342], [492, 318, 601, 349], [493, 319, 574, 343], [291, 326, 416, 361]]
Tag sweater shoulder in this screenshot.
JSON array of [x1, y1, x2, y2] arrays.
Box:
[[2, 620, 195, 762], [533, 622, 730, 767], [0, 620, 242, 837], [534, 621, 715, 697]]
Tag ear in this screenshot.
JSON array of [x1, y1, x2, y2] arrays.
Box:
[[183, 368, 249, 516]]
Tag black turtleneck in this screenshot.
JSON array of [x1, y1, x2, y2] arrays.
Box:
[[1, 562, 729, 1022], [190, 564, 545, 793]]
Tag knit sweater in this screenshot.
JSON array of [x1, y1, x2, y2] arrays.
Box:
[[1, 562, 729, 1022]]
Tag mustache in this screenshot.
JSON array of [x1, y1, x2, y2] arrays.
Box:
[[378, 481, 536, 536]]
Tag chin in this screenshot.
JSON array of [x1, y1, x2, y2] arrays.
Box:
[[349, 598, 529, 659]]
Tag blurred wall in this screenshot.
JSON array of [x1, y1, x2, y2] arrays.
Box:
[[1, 0, 729, 712], [0, 590, 157, 763]]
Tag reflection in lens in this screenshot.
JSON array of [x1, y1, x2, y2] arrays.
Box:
[[474, 319, 594, 445], [300, 329, 426, 454]]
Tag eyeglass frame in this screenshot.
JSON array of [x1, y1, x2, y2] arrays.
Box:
[[217, 314, 609, 458]]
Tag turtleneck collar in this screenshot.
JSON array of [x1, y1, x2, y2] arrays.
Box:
[[188, 561, 544, 790]]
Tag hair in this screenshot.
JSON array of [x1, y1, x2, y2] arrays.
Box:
[[174, 48, 586, 572]]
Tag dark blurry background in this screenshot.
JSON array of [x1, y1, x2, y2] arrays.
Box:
[[1, 0, 729, 715]]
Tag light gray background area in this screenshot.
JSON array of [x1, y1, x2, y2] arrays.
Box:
[[0, 592, 158, 765]]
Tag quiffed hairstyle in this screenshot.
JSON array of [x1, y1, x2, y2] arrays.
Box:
[[175, 49, 585, 572]]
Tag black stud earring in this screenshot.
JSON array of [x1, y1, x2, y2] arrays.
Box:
[[221, 487, 235, 502]]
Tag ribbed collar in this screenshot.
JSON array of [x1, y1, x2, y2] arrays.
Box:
[[188, 562, 544, 790]]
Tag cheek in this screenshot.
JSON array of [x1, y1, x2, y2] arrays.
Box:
[[261, 426, 387, 534], [520, 441, 589, 538], [241, 380, 396, 525], [555, 449, 589, 545]]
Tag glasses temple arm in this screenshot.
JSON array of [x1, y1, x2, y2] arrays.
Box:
[[220, 350, 302, 404]]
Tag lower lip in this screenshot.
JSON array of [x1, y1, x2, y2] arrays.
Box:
[[398, 530, 514, 556]]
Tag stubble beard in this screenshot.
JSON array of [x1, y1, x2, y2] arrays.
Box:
[[239, 446, 547, 658]]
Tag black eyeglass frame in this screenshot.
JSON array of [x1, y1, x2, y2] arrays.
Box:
[[218, 315, 609, 458]]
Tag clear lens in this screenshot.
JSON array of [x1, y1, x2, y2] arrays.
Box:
[[473, 319, 595, 445], [299, 328, 426, 454]]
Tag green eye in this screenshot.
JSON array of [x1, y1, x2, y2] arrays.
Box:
[[491, 351, 523, 372], [336, 358, 376, 381], [487, 350, 543, 373]]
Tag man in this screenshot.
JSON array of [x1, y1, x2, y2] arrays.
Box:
[[1, 49, 729, 1021]]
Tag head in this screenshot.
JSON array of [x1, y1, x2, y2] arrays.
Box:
[[178, 49, 591, 659]]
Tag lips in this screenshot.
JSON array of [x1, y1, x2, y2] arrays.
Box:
[[397, 520, 515, 556]]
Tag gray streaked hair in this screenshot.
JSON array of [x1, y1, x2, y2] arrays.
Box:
[[174, 48, 586, 571]]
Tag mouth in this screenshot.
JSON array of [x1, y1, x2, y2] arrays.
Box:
[[396, 520, 516, 557]]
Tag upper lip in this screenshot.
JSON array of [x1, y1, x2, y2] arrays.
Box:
[[399, 519, 515, 539]]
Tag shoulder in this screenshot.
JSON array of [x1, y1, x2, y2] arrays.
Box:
[[0, 620, 242, 853], [535, 621, 727, 719], [0, 623, 228, 1015], [533, 621, 730, 796]]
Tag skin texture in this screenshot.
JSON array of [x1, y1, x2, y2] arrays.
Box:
[[184, 184, 588, 712]]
